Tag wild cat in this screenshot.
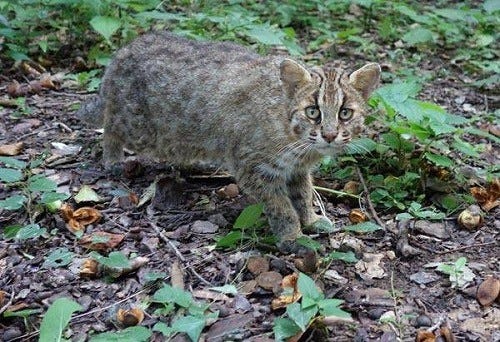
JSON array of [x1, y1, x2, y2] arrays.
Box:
[[78, 31, 380, 252]]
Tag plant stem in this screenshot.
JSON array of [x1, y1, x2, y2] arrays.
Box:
[[313, 186, 360, 199]]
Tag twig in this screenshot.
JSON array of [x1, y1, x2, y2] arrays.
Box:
[[426, 314, 447, 333], [355, 166, 385, 229], [313, 186, 360, 199], [437, 241, 497, 255], [0, 290, 15, 315], [149, 221, 212, 286]]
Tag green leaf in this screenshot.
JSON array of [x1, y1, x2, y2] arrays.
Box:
[[345, 137, 377, 154], [0, 168, 23, 182], [402, 27, 434, 45], [153, 322, 174, 337], [3, 224, 22, 239], [74, 185, 103, 203], [28, 175, 57, 192], [216, 230, 242, 248], [3, 308, 42, 318], [89, 16, 121, 42], [144, 272, 167, 283], [43, 248, 75, 269], [39, 298, 82, 342], [16, 224, 46, 240], [297, 273, 323, 301], [424, 152, 454, 168], [452, 137, 480, 158], [153, 284, 193, 308], [171, 315, 206, 342], [233, 203, 264, 229], [318, 302, 351, 318], [244, 24, 285, 45], [344, 221, 383, 233], [273, 318, 301, 342], [90, 326, 152, 342], [89, 251, 131, 269], [209, 284, 238, 295], [0, 156, 27, 169], [326, 251, 358, 263], [40, 192, 69, 204], [0, 194, 26, 210], [484, 0, 500, 13], [296, 236, 322, 251], [286, 302, 317, 331]]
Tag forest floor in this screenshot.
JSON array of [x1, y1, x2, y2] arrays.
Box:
[[0, 33, 499, 342]]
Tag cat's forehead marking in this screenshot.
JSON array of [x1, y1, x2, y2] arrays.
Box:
[[319, 68, 345, 113]]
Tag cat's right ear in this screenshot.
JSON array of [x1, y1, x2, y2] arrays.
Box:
[[280, 59, 312, 97]]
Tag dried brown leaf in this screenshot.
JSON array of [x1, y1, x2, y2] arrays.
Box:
[[79, 232, 124, 251], [60, 204, 102, 233], [476, 276, 500, 307], [117, 308, 144, 327], [247, 256, 269, 276], [256, 271, 282, 291], [439, 327, 456, 342], [271, 273, 301, 310], [80, 259, 99, 278], [170, 260, 185, 289], [470, 179, 500, 212], [0, 142, 24, 156], [415, 330, 436, 342], [349, 209, 368, 224], [0, 290, 5, 306]]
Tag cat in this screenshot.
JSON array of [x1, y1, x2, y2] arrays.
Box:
[[78, 31, 380, 253]]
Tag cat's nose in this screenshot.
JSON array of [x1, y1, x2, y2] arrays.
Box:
[[322, 131, 337, 143]]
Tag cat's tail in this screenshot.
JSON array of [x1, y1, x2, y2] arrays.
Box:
[[76, 96, 104, 127]]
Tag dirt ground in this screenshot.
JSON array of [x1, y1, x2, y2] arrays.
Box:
[[0, 44, 499, 341]]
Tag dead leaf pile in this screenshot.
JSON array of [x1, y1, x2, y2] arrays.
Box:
[[470, 179, 500, 211], [271, 273, 301, 310]]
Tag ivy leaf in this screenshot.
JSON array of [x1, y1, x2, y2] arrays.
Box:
[[39, 298, 83, 342], [153, 284, 193, 308], [90, 16, 121, 42], [0, 168, 23, 183], [171, 315, 206, 342], [344, 221, 383, 233]]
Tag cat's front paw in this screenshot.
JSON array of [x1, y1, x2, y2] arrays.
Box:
[[304, 216, 334, 233]]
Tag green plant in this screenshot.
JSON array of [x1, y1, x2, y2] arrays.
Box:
[[150, 284, 218, 342], [0, 156, 69, 240], [39, 298, 83, 342], [435, 257, 475, 288], [274, 273, 351, 341]]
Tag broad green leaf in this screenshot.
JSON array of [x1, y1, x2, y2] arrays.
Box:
[[171, 315, 206, 342], [40, 192, 69, 204], [153, 284, 192, 308], [216, 230, 242, 248], [16, 224, 46, 240], [233, 203, 264, 229], [345, 137, 377, 154], [344, 221, 383, 233], [144, 272, 167, 283], [455, 256, 467, 269], [402, 27, 434, 45], [297, 273, 322, 301], [326, 251, 358, 263], [484, 0, 500, 13], [89, 251, 130, 269], [286, 302, 317, 331], [273, 318, 301, 342], [452, 137, 480, 157], [89, 16, 121, 42], [3, 224, 22, 239], [0, 168, 23, 182], [424, 152, 454, 168], [39, 298, 82, 342], [90, 326, 152, 342], [209, 284, 238, 295], [135, 10, 187, 21], [318, 298, 351, 318], [296, 236, 322, 251], [153, 322, 174, 337], [245, 24, 285, 45], [0, 156, 27, 169], [301, 296, 317, 310], [28, 175, 57, 192], [74, 185, 103, 203], [375, 82, 421, 104], [43, 248, 75, 268]]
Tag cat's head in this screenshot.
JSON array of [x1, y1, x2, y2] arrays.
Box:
[[280, 59, 380, 155]]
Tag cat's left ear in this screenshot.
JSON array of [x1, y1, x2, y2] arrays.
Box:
[[349, 63, 381, 99]]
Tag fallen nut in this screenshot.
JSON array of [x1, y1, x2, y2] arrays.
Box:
[[457, 205, 484, 230], [117, 308, 144, 326], [349, 209, 368, 223]]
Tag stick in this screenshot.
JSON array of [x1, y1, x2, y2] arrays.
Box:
[[355, 166, 385, 229]]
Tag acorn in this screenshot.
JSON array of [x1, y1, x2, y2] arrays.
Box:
[[457, 205, 484, 230]]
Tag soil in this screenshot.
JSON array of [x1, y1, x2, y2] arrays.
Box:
[[0, 40, 499, 342]]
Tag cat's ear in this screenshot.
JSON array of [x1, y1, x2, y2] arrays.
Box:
[[349, 63, 381, 99], [280, 59, 312, 97]]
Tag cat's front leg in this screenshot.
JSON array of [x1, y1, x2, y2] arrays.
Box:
[[288, 170, 333, 233], [238, 171, 303, 248]]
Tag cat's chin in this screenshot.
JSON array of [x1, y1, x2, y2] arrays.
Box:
[[314, 144, 344, 156]]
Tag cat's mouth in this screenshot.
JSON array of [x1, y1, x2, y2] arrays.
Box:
[[313, 142, 345, 155]]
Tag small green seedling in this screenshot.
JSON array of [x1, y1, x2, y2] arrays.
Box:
[[436, 257, 475, 288]]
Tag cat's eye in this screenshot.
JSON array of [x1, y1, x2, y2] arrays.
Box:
[[305, 106, 321, 121], [339, 108, 353, 121]]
